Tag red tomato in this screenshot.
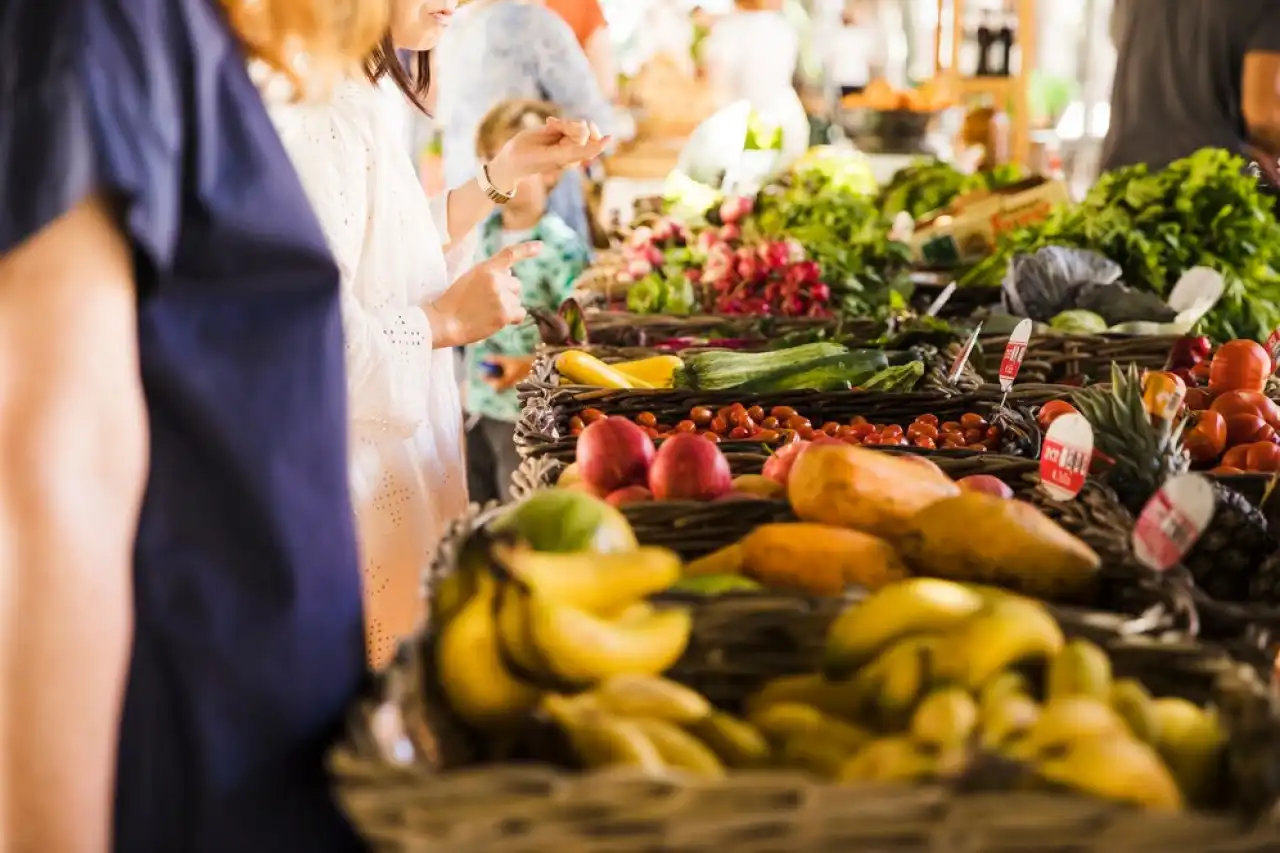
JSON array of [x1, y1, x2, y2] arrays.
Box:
[[1245, 441, 1280, 472], [1211, 465, 1246, 475], [1184, 410, 1227, 464], [1222, 444, 1252, 469], [1036, 400, 1079, 430], [1208, 340, 1271, 395], [1184, 387, 1214, 410], [1210, 390, 1280, 428], [1225, 413, 1269, 446]]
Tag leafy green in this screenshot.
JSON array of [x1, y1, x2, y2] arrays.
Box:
[[961, 148, 1280, 341], [878, 160, 1029, 220]]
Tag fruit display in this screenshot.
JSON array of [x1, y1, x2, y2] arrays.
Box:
[[684, 443, 1100, 602], [1073, 364, 1276, 603], [743, 578, 1225, 811], [573, 402, 1016, 453]]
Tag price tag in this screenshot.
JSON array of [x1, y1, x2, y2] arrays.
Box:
[[1267, 326, 1280, 373], [925, 282, 957, 318], [1131, 473, 1216, 573], [1039, 413, 1094, 501], [1141, 371, 1186, 422], [947, 323, 983, 384], [997, 318, 1034, 392]]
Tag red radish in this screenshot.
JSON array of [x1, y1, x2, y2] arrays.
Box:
[[649, 433, 733, 501], [956, 474, 1014, 499], [605, 485, 653, 507], [577, 416, 655, 494], [762, 440, 811, 485]]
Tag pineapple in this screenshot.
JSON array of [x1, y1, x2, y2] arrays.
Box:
[[1072, 364, 1272, 602]]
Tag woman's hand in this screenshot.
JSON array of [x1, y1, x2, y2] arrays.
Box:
[[488, 117, 612, 189], [483, 354, 538, 391], [424, 242, 542, 348]]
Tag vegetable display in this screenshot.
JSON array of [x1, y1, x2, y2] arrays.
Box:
[[963, 148, 1280, 342], [878, 160, 1028, 220]]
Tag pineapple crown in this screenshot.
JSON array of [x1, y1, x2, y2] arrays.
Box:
[[1070, 363, 1190, 505]]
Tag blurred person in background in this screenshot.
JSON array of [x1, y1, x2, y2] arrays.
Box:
[[465, 100, 592, 505], [1103, 0, 1280, 180], [269, 0, 608, 668], [435, 0, 618, 248], [1, 0, 389, 849], [701, 0, 811, 166], [543, 0, 619, 101]]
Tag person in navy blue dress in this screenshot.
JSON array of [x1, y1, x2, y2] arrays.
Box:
[[0, 0, 390, 850]]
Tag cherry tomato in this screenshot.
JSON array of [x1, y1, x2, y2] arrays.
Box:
[[716, 406, 733, 421], [675, 420, 697, 433], [850, 415, 868, 426], [642, 426, 660, 438], [1222, 444, 1250, 469], [960, 413, 987, 429], [963, 428, 985, 444], [710, 415, 729, 433], [1035, 401, 1078, 431], [849, 423, 877, 438], [703, 431, 721, 443], [942, 437, 966, 450], [967, 443, 987, 453], [636, 411, 658, 428], [786, 415, 812, 431], [916, 414, 939, 427], [940, 421, 962, 433], [822, 421, 841, 435], [882, 425, 904, 439], [731, 410, 755, 429], [747, 405, 765, 422], [757, 429, 780, 443], [569, 416, 585, 431], [1245, 441, 1280, 472], [1184, 410, 1227, 464], [985, 426, 1002, 441], [914, 436, 937, 450], [761, 416, 780, 429], [771, 406, 798, 419], [797, 427, 817, 440], [836, 425, 858, 439], [729, 426, 752, 440], [777, 429, 799, 444], [570, 425, 583, 437], [862, 434, 882, 445], [690, 406, 713, 426], [581, 408, 607, 423]]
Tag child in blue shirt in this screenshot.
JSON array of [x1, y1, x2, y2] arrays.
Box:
[[465, 99, 592, 504]]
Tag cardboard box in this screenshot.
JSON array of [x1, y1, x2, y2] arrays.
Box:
[[910, 178, 1071, 267]]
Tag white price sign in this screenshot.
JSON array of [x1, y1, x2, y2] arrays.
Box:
[[1131, 474, 1216, 573]]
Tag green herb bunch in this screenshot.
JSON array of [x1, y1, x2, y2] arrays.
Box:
[[962, 148, 1280, 341], [878, 160, 1028, 220]]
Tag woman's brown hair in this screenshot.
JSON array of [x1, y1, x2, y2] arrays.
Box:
[[365, 38, 432, 113], [222, 0, 388, 92]]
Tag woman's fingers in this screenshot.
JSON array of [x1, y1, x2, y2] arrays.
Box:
[[486, 240, 543, 271]]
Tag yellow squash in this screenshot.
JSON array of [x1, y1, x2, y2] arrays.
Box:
[[554, 350, 651, 390], [612, 355, 684, 389]]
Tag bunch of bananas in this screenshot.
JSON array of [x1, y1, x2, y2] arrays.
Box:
[[745, 577, 1227, 811], [434, 543, 694, 732]]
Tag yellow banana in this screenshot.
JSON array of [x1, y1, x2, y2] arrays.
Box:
[[852, 635, 938, 727], [493, 583, 561, 685], [746, 673, 867, 721], [630, 717, 725, 777], [527, 595, 692, 686], [824, 578, 985, 679], [496, 544, 681, 614], [1036, 735, 1184, 811], [555, 350, 650, 389], [838, 737, 939, 784], [1046, 638, 1113, 702], [910, 688, 978, 749], [611, 354, 684, 388], [688, 713, 771, 768], [1149, 698, 1226, 805], [591, 674, 711, 724], [932, 598, 1064, 690], [1007, 696, 1128, 762], [436, 576, 541, 730], [1109, 678, 1160, 745]]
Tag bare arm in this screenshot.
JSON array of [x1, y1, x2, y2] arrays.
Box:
[[1243, 51, 1280, 159], [0, 195, 146, 852], [584, 26, 618, 102]]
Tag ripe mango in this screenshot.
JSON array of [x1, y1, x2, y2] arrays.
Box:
[[740, 522, 909, 596]]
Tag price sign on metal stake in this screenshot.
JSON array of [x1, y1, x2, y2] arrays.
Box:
[[996, 318, 1034, 408], [947, 323, 983, 384], [1132, 474, 1215, 573], [925, 282, 957, 318], [1039, 414, 1094, 501]]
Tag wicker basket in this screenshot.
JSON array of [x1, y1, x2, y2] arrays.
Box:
[[516, 382, 1064, 465], [581, 310, 874, 348], [976, 333, 1178, 385], [328, 507, 1280, 852]]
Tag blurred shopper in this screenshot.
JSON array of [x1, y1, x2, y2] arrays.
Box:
[[436, 0, 618, 247], [543, 0, 619, 101], [701, 0, 811, 166], [0, 0, 386, 850], [1103, 0, 1280, 178], [270, 0, 607, 668], [465, 100, 591, 505]]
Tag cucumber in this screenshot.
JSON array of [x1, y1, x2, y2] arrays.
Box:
[[739, 350, 890, 393], [676, 342, 847, 390]]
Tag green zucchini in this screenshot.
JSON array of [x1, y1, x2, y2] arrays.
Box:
[[739, 350, 891, 393], [676, 342, 846, 390]]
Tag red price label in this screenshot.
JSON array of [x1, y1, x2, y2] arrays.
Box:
[[1039, 413, 1093, 501], [948, 324, 983, 383], [998, 319, 1034, 392], [1267, 326, 1280, 372], [1131, 474, 1215, 572]]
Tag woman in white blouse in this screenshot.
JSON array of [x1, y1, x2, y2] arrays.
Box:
[[268, 0, 607, 667]]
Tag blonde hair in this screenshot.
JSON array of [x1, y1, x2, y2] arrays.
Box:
[[476, 99, 562, 160], [222, 0, 388, 93]]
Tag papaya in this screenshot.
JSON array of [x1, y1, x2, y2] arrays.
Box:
[[896, 492, 1101, 602], [740, 523, 909, 596], [787, 444, 960, 540]]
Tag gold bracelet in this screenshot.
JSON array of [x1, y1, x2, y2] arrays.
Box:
[[479, 161, 515, 205]]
